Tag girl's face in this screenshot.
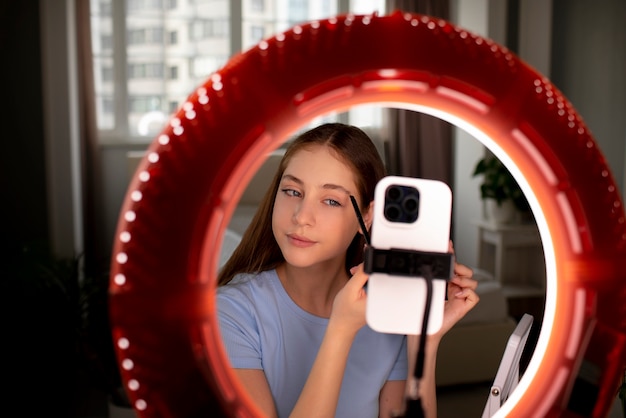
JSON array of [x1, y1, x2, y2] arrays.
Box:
[[272, 145, 366, 270]]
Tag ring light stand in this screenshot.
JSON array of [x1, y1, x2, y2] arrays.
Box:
[[109, 11, 626, 417]]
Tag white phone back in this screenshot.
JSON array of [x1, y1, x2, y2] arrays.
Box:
[[366, 176, 452, 335]]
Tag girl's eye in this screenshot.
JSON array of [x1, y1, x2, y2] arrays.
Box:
[[281, 188, 301, 198], [324, 198, 342, 207]]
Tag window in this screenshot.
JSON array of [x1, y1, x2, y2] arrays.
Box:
[[128, 63, 164, 79], [250, 25, 265, 43], [250, 0, 264, 13], [102, 66, 113, 81], [190, 19, 229, 41], [101, 34, 113, 50], [130, 96, 162, 113], [168, 65, 178, 80], [168, 30, 178, 44], [127, 0, 163, 11], [91, 0, 386, 142], [127, 29, 145, 45]]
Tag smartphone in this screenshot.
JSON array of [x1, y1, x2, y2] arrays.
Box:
[[365, 176, 452, 335]]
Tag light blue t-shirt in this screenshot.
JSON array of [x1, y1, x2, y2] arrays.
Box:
[[217, 270, 408, 418]]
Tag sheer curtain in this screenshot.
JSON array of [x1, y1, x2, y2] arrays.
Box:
[[384, 0, 453, 185]]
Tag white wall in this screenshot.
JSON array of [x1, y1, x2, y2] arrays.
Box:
[[550, 0, 626, 195]]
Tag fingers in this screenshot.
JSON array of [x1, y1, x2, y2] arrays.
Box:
[[440, 285, 480, 333], [449, 275, 478, 291], [453, 261, 473, 279], [449, 271, 480, 309], [348, 263, 369, 291], [452, 286, 480, 303]]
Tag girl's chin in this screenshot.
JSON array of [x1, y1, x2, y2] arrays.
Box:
[[281, 254, 342, 271], [281, 255, 318, 269]]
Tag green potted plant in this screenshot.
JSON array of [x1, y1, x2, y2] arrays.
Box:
[[472, 155, 530, 223]]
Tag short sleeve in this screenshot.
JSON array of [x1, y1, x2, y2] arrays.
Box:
[[217, 288, 264, 369]]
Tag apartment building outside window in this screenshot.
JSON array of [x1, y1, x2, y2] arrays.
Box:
[[91, 0, 385, 143]]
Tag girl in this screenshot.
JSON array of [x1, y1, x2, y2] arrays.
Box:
[[217, 123, 479, 418]]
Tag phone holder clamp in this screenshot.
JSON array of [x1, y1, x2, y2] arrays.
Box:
[[363, 246, 454, 280]]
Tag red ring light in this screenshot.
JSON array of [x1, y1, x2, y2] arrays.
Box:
[[110, 12, 626, 417]]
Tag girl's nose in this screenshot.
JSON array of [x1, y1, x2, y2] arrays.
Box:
[[293, 198, 316, 226]]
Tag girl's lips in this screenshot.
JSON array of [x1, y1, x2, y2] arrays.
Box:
[[287, 234, 316, 248]]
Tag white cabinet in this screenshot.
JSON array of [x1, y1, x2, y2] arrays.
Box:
[[474, 220, 546, 299]]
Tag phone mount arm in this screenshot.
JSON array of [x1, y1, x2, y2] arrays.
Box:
[[364, 246, 454, 418]]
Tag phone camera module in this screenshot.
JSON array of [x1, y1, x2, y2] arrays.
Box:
[[384, 185, 420, 223]]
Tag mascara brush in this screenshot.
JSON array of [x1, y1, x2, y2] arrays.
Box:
[[350, 195, 371, 245]]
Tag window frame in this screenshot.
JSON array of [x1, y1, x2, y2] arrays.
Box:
[[95, 0, 385, 145]]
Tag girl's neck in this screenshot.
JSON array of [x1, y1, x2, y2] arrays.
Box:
[[276, 261, 349, 318]]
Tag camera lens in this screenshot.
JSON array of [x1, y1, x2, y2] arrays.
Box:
[[386, 186, 402, 202], [403, 195, 418, 214], [384, 204, 402, 222]]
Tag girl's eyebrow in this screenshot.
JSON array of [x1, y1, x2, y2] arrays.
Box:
[[281, 174, 303, 185], [281, 174, 352, 195], [322, 183, 351, 196]]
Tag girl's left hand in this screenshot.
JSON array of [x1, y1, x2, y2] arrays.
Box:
[[437, 241, 480, 337]]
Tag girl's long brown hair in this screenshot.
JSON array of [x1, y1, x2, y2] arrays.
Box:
[[218, 123, 387, 285]]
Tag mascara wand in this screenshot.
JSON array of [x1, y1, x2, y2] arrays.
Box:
[[350, 195, 371, 245]]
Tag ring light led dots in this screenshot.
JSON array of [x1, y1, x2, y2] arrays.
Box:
[[124, 211, 135, 222], [147, 152, 159, 163], [131, 191, 142, 202], [128, 379, 140, 391], [115, 252, 127, 264], [110, 11, 626, 418], [136, 399, 147, 411], [119, 231, 131, 243], [117, 337, 130, 350], [114, 274, 126, 286], [122, 359, 134, 371]]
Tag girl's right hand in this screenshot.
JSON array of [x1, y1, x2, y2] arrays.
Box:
[[328, 264, 369, 336]]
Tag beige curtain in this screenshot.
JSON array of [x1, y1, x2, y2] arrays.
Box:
[[384, 0, 453, 185], [76, 0, 105, 273]]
